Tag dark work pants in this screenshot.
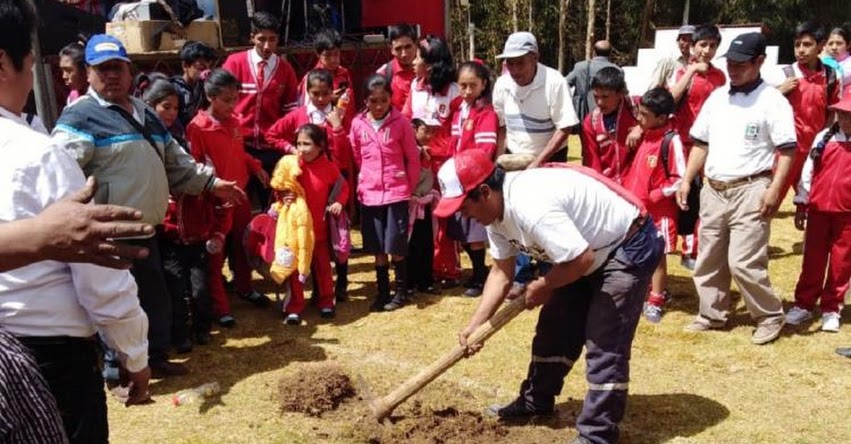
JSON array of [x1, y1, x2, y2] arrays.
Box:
[[160, 240, 213, 340], [19, 337, 107, 444], [517, 219, 663, 444], [246, 147, 283, 208], [407, 205, 435, 290], [127, 236, 171, 365]]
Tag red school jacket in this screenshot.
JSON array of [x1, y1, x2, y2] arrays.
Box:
[[221, 50, 299, 148], [785, 61, 842, 152], [798, 131, 851, 213], [672, 63, 726, 147], [449, 100, 499, 159], [622, 125, 686, 219], [186, 109, 263, 190], [297, 62, 356, 127], [580, 97, 639, 184], [264, 105, 353, 172], [299, 155, 349, 241]]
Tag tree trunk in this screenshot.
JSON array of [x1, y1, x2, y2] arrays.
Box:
[[585, 0, 596, 60], [512, 0, 518, 32], [528, 0, 533, 32], [605, 0, 612, 41], [558, 0, 571, 72], [638, 0, 655, 50]]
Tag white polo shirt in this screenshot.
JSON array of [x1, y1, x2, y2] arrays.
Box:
[[488, 168, 640, 275], [493, 63, 578, 156], [690, 80, 796, 182]]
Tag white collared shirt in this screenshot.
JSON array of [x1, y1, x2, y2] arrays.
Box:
[[0, 106, 149, 372], [249, 49, 278, 89], [690, 81, 796, 182], [493, 63, 578, 156], [306, 101, 333, 125]]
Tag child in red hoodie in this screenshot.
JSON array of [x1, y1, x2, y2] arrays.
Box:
[[187, 69, 271, 327], [786, 97, 851, 333], [623, 88, 686, 323], [278, 124, 349, 324], [266, 68, 353, 300]]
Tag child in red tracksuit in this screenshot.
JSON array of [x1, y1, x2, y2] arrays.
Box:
[[279, 123, 349, 324], [786, 98, 851, 333], [447, 61, 499, 296], [297, 29, 356, 127], [187, 69, 271, 327], [266, 68, 353, 301], [580, 66, 641, 184], [623, 88, 685, 324]]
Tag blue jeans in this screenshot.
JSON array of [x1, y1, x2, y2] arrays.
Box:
[[514, 254, 552, 284]]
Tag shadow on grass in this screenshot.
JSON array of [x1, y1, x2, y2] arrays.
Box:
[[505, 393, 728, 444]]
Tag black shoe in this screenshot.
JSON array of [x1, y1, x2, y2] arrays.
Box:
[[417, 284, 441, 295], [194, 331, 212, 345], [439, 278, 459, 289], [241, 290, 271, 307], [484, 398, 553, 420], [463, 283, 484, 297], [836, 347, 851, 358], [217, 314, 236, 328], [369, 299, 386, 312], [173, 338, 193, 354], [150, 361, 190, 379], [320, 308, 335, 319]]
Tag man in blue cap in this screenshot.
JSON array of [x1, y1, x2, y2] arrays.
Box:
[[52, 34, 246, 379]]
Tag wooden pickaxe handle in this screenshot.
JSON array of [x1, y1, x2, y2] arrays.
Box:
[[369, 296, 528, 421]]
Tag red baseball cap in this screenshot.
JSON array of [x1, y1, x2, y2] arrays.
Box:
[[830, 91, 851, 113], [433, 150, 496, 218]]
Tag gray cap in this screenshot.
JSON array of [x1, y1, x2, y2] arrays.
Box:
[[678, 25, 695, 36], [496, 32, 538, 59]]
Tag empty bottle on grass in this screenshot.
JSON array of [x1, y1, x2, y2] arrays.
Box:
[[172, 382, 221, 406]]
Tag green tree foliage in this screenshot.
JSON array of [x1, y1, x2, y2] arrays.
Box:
[[449, 0, 851, 73]]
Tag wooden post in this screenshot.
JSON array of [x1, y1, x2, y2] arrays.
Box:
[[605, 0, 612, 41], [585, 0, 596, 60], [30, 2, 57, 131], [558, 0, 571, 73]]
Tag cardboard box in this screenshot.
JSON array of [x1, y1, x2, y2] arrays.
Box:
[[106, 20, 221, 53]]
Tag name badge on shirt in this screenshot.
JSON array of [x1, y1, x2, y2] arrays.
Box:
[[745, 123, 760, 141]]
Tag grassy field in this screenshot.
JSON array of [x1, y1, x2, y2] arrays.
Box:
[[108, 151, 851, 444]]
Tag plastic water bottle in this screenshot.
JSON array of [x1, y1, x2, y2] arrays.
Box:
[[172, 382, 221, 406], [336, 89, 350, 112]]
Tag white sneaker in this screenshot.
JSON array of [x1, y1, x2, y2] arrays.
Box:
[[785, 306, 813, 325], [821, 312, 841, 332]]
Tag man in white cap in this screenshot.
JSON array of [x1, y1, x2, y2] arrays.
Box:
[[437, 150, 663, 444], [648, 25, 695, 89], [493, 31, 579, 168]]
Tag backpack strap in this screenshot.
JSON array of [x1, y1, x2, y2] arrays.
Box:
[[660, 129, 677, 178], [382, 61, 394, 84], [825, 64, 838, 106]]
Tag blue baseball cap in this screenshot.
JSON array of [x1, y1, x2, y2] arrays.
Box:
[[85, 34, 131, 66]]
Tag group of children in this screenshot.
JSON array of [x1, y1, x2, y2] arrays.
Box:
[[582, 21, 851, 330]]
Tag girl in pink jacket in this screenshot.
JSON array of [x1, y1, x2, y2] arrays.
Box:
[[349, 74, 421, 312]]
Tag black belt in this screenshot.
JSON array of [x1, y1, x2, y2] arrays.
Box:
[[16, 335, 97, 347]]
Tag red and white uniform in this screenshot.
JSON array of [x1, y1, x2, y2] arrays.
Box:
[[622, 125, 686, 253], [672, 64, 726, 149], [284, 155, 349, 315], [449, 100, 499, 158], [222, 50, 299, 148], [187, 109, 263, 315], [297, 62, 356, 127], [264, 104, 353, 173], [580, 98, 639, 184], [779, 61, 841, 198], [792, 128, 851, 314]]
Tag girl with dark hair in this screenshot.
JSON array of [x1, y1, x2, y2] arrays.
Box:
[[824, 26, 851, 96], [446, 60, 499, 297], [275, 123, 349, 324], [59, 39, 88, 105], [350, 73, 421, 311], [187, 68, 271, 327], [266, 68, 354, 301]]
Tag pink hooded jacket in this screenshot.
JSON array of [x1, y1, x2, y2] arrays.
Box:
[[349, 108, 420, 206]]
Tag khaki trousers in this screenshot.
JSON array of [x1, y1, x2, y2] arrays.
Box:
[[692, 177, 784, 325]]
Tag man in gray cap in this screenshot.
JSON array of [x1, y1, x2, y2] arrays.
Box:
[[493, 31, 579, 168], [565, 40, 620, 124], [649, 25, 695, 89]]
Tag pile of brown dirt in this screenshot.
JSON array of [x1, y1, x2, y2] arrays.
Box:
[[277, 362, 356, 417], [364, 404, 509, 444]]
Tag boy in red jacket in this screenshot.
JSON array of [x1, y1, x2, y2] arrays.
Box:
[[376, 23, 418, 111], [623, 88, 686, 323], [776, 21, 841, 202], [668, 24, 726, 270], [222, 12, 299, 180], [786, 97, 851, 333], [580, 66, 641, 184], [297, 29, 356, 127]]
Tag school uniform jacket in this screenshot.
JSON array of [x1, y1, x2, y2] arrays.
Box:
[[297, 62, 356, 126], [622, 125, 686, 219], [186, 109, 263, 190], [264, 105, 353, 172], [795, 130, 851, 212], [299, 155, 349, 241], [222, 50, 299, 148], [449, 100, 499, 159], [672, 64, 726, 146], [376, 58, 416, 111], [784, 61, 842, 152], [580, 97, 639, 184]]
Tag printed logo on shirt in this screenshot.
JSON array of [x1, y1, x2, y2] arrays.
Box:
[[508, 240, 551, 262], [745, 123, 760, 141], [647, 155, 658, 168]]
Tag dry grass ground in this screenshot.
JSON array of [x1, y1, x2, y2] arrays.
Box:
[[109, 146, 851, 444]]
